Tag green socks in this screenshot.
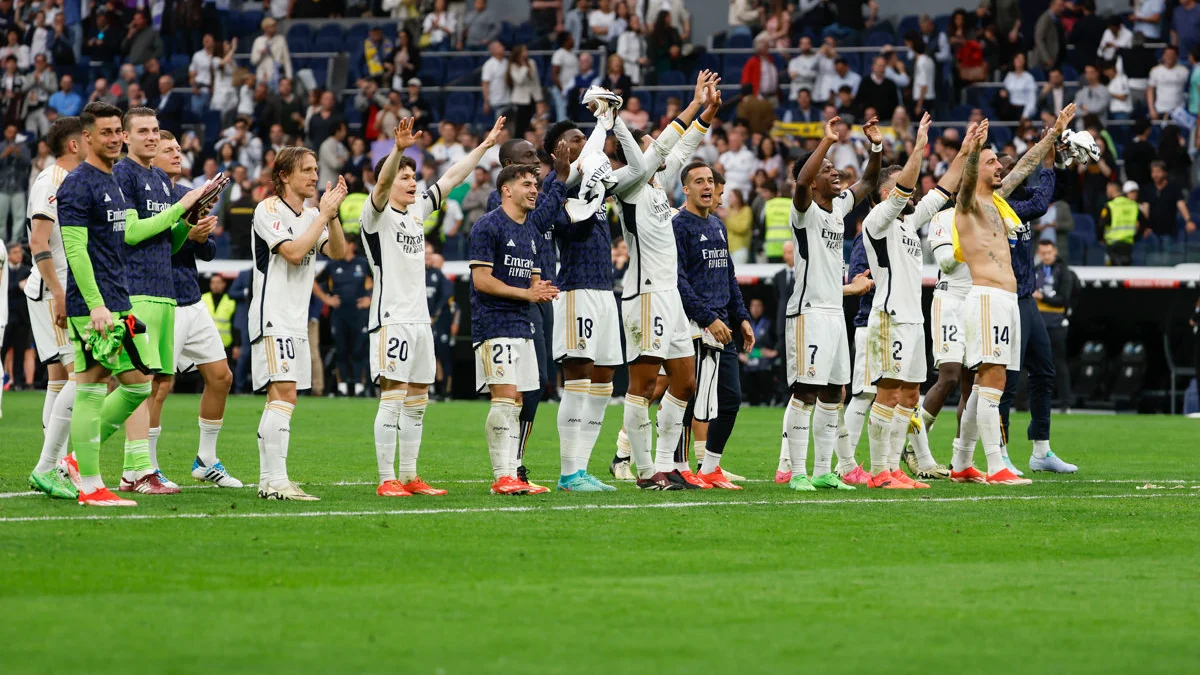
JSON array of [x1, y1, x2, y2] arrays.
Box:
[[99, 382, 152, 444], [123, 439, 152, 473], [71, 383, 107, 477]]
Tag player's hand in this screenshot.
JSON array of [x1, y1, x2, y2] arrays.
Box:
[[739, 320, 755, 353], [1052, 103, 1076, 135], [707, 318, 732, 345], [482, 115, 507, 148], [326, 294, 342, 308], [823, 116, 840, 144], [694, 69, 715, 104], [552, 138, 570, 178], [974, 118, 990, 149], [52, 289, 67, 328], [846, 269, 874, 296], [706, 78, 723, 111], [188, 215, 217, 242], [914, 112, 932, 151], [528, 280, 558, 303], [356, 296, 371, 309], [862, 116, 882, 145], [1033, 289, 1044, 301], [89, 305, 113, 335], [394, 117, 423, 150], [318, 178, 347, 218]]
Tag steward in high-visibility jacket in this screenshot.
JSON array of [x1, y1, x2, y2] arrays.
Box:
[[762, 196, 792, 261], [202, 290, 236, 348]]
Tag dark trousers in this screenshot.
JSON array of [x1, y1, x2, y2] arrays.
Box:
[[1000, 296, 1054, 442], [518, 302, 554, 459], [677, 341, 742, 460], [331, 309, 368, 387], [1045, 322, 1071, 406]]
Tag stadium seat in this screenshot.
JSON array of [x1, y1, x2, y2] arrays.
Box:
[[897, 15, 920, 37], [286, 24, 313, 51], [1085, 241, 1108, 265], [950, 104, 974, 121], [866, 31, 894, 47], [691, 53, 721, 80], [445, 55, 477, 82], [723, 54, 749, 77], [989, 125, 1013, 147], [1061, 64, 1078, 81], [314, 24, 345, 52], [513, 23, 536, 47], [1072, 213, 1097, 242], [1066, 231, 1087, 265], [935, 14, 951, 34], [727, 32, 752, 50], [498, 21, 515, 46], [346, 23, 370, 46], [419, 57, 445, 84]]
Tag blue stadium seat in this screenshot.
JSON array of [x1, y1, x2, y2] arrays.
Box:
[[950, 104, 974, 121], [286, 24, 313, 50], [344, 98, 363, 130], [314, 24, 345, 52], [1072, 213, 1097, 242], [346, 23, 370, 46], [419, 57, 445, 84], [691, 53, 721, 80], [897, 15, 920, 37], [499, 21, 516, 46], [1085, 242, 1108, 265], [866, 31, 894, 47], [989, 125, 1013, 147], [513, 23, 536, 47], [445, 55, 477, 82], [1066, 231, 1087, 265], [727, 33, 752, 50], [1061, 64, 1078, 81], [723, 54, 749, 77], [935, 14, 951, 34]]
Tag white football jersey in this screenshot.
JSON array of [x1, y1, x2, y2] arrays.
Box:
[[249, 196, 329, 341], [786, 190, 854, 316], [23, 163, 69, 301], [863, 186, 949, 323], [928, 208, 973, 300], [359, 185, 440, 329]]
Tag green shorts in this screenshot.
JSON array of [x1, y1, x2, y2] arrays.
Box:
[[68, 310, 156, 375], [130, 296, 176, 375]]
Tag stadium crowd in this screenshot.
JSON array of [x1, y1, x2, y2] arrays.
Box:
[[2, 0, 1200, 407]]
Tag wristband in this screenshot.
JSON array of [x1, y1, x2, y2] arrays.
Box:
[[870, 142, 883, 153], [33, 251, 53, 263]]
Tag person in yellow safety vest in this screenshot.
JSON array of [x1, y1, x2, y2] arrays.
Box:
[[339, 191, 367, 235], [202, 275, 237, 351], [1099, 180, 1147, 266], [761, 182, 792, 262]]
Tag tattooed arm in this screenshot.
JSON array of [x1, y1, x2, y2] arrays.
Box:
[[998, 103, 1075, 199], [956, 120, 987, 214]]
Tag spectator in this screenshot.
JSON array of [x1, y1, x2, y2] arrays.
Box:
[[741, 33, 779, 99], [147, 75, 180, 138], [550, 32, 579, 122], [728, 0, 760, 37], [812, 36, 838, 104], [787, 36, 819, 103], [0, 28, 26, 71], [460, 166, 493, 236], [138, 58, 163, 98], [762, 0, 791, 49], [1032, 0, 1065, 71], [218, 115, 263, 174], [906, 33, 936, 115], [608, 1, 630, 44], [616, 13, 648, 84], [1124, 119, 1155, 192], [1069, 0, 1105, 71], [880, 46, 911, 89], [481, 40, 510, 119], [121, 9, 161, 67], [23, 54, 53, 136], [1097, 14, 1132, 62], [363, 26, 394, 83], [648, 9, 682, 77], [1189, 46, 1200, 118], [755, 136, 783, 185], [997, 52, 1038, 120], [1075, 63, 1111, 121], [307, 90, 344, 149], [460, 0, 501, 50], [716, 125, 757, 200], [390, 30, 420, 90], [403, 78, 432, 128], [1104, 59, 1132, 120], [318, 121, 348, 192], [1038, 67, 1067, 117], [736, 84, 776, 135], [619, 94, 650, 130], [856, 56, 900, 122], [49, 13, 74, 66], [825, 57, 862, 103], [88, 77, 116, 106], [920, 14, 953, 66], [314, 237, 372, 396], [354, 78, 389, 141], [834, 85, 858, 120], [725, 187, 753, 263], [27, 11, 51, 60], [1148, 46, 1188, 120], [84, 9, 121, 79], [125, 82, 146, 109], [1122, 32, 1157, 108], [598, 53, 633, 103], [1175, 0, 1200, 59], [784, 87, 819, 123], [236, 74, 257, 118], [430, 120, 464, 165], [1078, 122, 1116, 221], [1100, 180, 1146, 264], [270, 77, 304, 140], [1144, 159, 1195, 237], [1132, 0, 1164, 39], [1034, 240, 1073, 406], [422, 0, 456, 50], [209, 38, 239, 119], [507, 44, 542, 137], [3, 242, 32, 389], [738, 298, 778, 405], [251, 17, 292, 89], [587, 0, 617, 46], [0, 123, 28, 241], [564, 0, 590, 49], [189, 33, 219, 118], [0, 55, 23, 127]]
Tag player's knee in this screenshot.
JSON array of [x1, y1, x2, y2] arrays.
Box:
[[791, 384, 817, 405], [210, 365, 233, 392]]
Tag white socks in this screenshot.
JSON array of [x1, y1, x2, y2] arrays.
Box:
[[699, 440, 721, 474], [1032, 439, 1051, 459], [776, 435, 790, 472], [42, 380, 64, 429], [486, 398, 516, 480], [977, 387, 1006, 475], [148, 426, 162, 470], [558, 379, 589, 476], [907, 407, 938, 469], [654, 393, 688, 473], [952, 385, 980, 470], [623, 394, 653, 478], [35, 379, 74, 474], [616, 427, 631, 460], [783, 397, 813, 478], [811, 400, 840, 476], [260, 400, 294, 485], [577, 382, 612, 474], [867, 402, 894, 475], [374, 390, 404, 482], [197, 417, 222, 465], [887, 405, 913, 471], [833, 403, 856, 473], [397, 394, 427, 482]]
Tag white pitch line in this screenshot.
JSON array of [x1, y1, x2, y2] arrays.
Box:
[[0, 491, 1195, 524]]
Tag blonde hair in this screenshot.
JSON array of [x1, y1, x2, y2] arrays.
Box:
[[273, 146, 315, 196]]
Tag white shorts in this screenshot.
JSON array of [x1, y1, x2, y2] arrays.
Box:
[[251, 334, 312, 393], [371, 323, 436, 385], [785, 311, 850, 386], [931, 293, 966, 367], [174, 301, 228, 373], [851, 326, 875, 396], [622, 290, 694, 362], [26, 293, 73, 365], [964, 286, 1021, 372], [692, 339, 722, 421], [554, 289, 624, 366], [867, 312, 927, 384], [474, 337, 539, 393]]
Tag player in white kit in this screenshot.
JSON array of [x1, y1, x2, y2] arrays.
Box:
[[362, 116, 506, 497], [610, 74, 721, 490], [250, 147, 348, 500], [24, 117, 88, 499], [860, 115, 975, 488], [780, 115, 883, 492]]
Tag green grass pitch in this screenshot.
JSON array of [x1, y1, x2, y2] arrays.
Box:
[[1, 391, 1198, 674]]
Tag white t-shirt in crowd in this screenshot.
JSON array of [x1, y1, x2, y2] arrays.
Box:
[[1149, 63, 1189, 113], [551, 48, 579, 94]]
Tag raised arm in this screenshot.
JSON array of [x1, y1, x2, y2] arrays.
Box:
[[437, 116, 507, 196], [608, 115, 652, 194], [793, 117, 838, 212], [371, 117, 418, 212], [957, 119, 988, 214], [662, 76, 722, 181], [849, 116, 883, 206], [1007, 167, 1055, 223], [998, 103, 1075, 198], [864, 113, 931, 236], [936, 121, 977, 197]]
